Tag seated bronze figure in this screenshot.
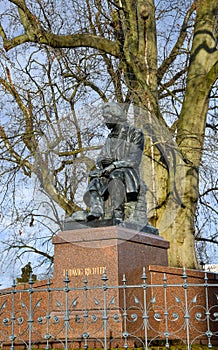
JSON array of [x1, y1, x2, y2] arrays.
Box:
[[66, 102, 158, 234], [83, 102, 146, 225]]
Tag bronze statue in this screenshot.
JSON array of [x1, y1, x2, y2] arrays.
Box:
[[84, 103, 145, 224], [67, 102, 158, 234]]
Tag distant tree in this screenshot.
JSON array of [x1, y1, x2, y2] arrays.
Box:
[[0, 0, 217, 269], [16, 262, 37, 283]]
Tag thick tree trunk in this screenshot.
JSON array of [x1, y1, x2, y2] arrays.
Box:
[[142, 122, 199, 268], [156, 162, 199, 268]]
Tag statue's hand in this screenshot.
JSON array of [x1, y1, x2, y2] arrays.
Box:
[[99, 158, 114, 168], [89, 169, 103, 178], [89, 162, 115, 178], [102, 164, 115, 177]]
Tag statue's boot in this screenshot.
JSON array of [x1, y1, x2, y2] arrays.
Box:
[[87, 191, 104, 220], [108, 178, 125, 224], [112, 208, 124, 224], [124, 201, 136, 221]]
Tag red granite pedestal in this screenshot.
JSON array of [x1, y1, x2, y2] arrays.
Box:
[[52, 225, 169, 287], [51, 226, 170, 346]]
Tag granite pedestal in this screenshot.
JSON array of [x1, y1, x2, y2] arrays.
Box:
[[52, 225, 169, 344], [52, 225, 169, 286]]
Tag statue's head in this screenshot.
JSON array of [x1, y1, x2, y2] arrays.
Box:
[[102, 103, 126, 125]]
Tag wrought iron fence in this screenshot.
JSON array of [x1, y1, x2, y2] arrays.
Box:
[[0, 268, 217, 350]]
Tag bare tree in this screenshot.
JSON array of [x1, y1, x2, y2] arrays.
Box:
[[0, 45, 105, 278], [0, 0, 217, 269]]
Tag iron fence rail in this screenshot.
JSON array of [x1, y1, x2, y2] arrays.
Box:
[[0, 268, 217, 350]]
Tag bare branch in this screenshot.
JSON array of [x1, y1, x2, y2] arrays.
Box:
[[157, 5, 194, 83], [195, 236, 218, 245]]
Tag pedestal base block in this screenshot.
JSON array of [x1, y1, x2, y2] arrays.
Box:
[[52, 225, 169, 286], [52, 226, 169, 343]]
